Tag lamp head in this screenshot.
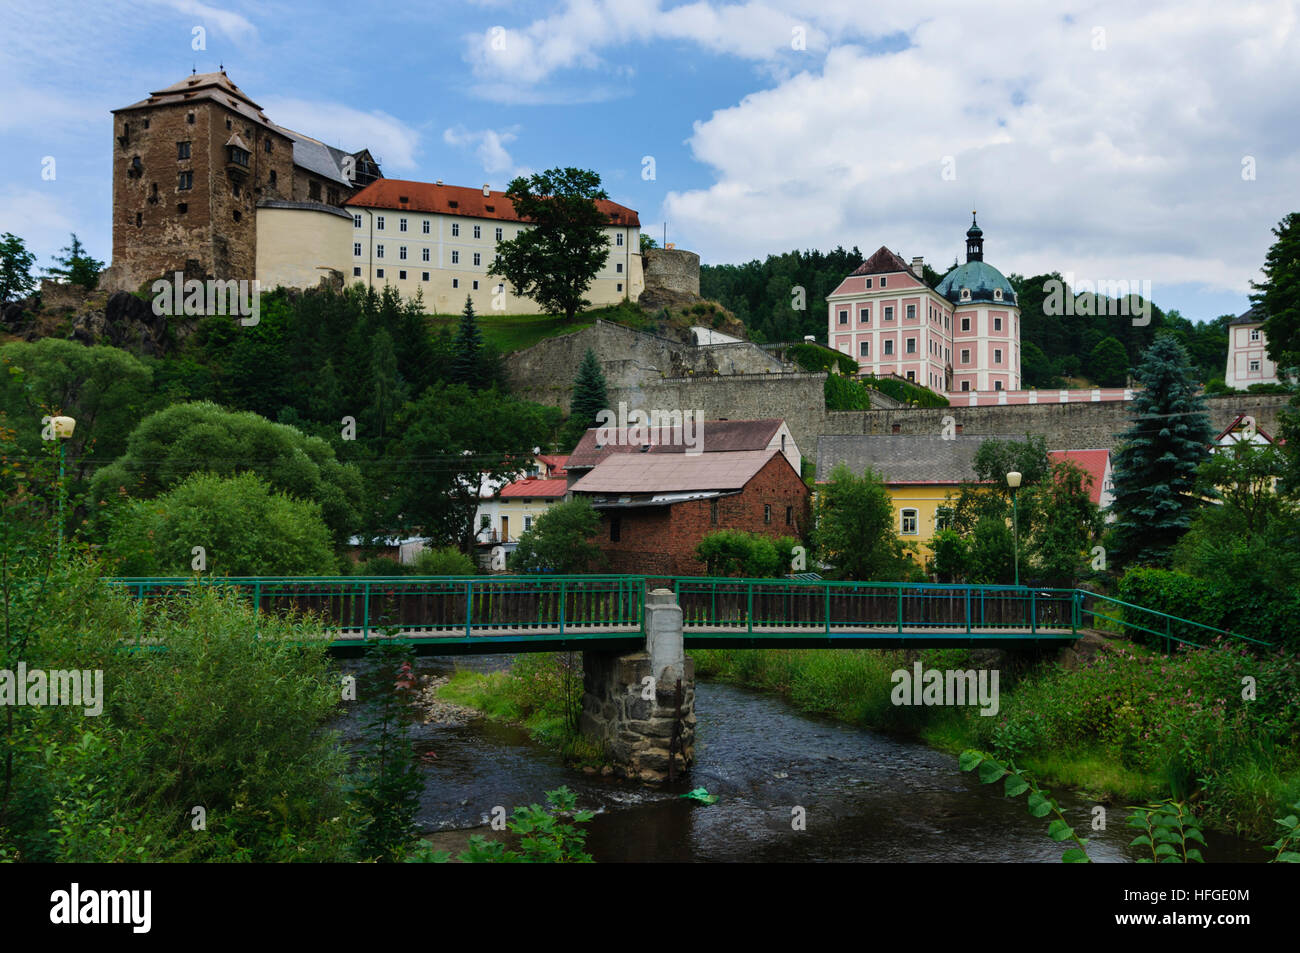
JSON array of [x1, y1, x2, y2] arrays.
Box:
[[1006, 470, 1022, 489], [51, 415, 76, 439]]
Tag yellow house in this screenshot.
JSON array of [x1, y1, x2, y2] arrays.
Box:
[[816, 434, 991, 563]]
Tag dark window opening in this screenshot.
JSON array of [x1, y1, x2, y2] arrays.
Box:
[[187, 112, 195, 124], [178, 171, 193, 190], [228, 146, 249, 168], [232, 210, 241, 222], [327, 187, 339, 205], [764, 504, 772, 524], [785, 506, 793, 526], [226, 118, 232, 129], [710, 499, 719, 525], [135, 212, 142, 227], [891, 423, 901, 434], [309, 180, 321, 201], [264, 138, 272, 153], [610, 517, 622, 542], [143, 118, 149, 129], [177, 141, 190, 160], [177, 202, 187, 214], [269, 170, 277, 186]]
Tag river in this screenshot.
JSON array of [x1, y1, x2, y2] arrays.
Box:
[[340, 655, 1269, 863]]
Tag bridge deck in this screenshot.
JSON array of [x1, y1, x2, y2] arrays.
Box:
[[317, 622, 1077, 655]]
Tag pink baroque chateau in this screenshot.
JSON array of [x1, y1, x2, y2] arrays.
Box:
[[827, 214, 1021, 394]]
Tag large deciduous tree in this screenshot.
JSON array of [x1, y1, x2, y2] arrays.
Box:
[[1107, 334, 1213, 567], [507, 498, 606, 573], [389, 384, 561, 548], [489, 168, 612, 321], [812, 463, 918, 581], [91, 401, 363, 544], [105, 471, 338, 576]]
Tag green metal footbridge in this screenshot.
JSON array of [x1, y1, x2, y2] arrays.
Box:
[[103, 575, 1266, 655]]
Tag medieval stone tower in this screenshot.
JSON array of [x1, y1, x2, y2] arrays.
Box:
[[107, 70, 379, 292]]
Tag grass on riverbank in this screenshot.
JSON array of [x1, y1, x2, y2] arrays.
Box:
[[690, 641, 1300, 842], [437, 654, 605, 766]]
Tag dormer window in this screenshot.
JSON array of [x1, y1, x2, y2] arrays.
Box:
[[960, 288, 971, 301], [993, 288, 1003, 301]]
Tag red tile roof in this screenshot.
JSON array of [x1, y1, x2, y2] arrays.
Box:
[[500, 478, 568, 499], [1048, 450, 1110, 505], [345, 178, 640, 227], [536, 454, 569, 476]]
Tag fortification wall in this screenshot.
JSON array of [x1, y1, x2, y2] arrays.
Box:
[[506, 320, 788, 412], [642, 248, 700, 297]]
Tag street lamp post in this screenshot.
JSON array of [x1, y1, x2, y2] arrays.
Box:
[[1006, 470, 1022, 587], [51, 415, 76, 558]]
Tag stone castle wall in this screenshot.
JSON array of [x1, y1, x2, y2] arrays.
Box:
[[642, 247, 700, 297]]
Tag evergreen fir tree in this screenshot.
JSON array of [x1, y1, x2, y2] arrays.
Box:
[[562, 348, 608, 449], [1108, 334, 1213, 567], [44, 233, 104, 290], [451, 295, 484, 388]]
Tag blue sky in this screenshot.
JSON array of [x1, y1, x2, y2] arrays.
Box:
[[3, 0, 1298, 323]]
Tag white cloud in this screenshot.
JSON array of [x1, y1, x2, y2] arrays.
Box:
[[260, 98, 422, 172], [443, 125, 526, 177], [162, 0, 258, 41], [0, 188, 89, 267], [655, 1, 1300, 297]]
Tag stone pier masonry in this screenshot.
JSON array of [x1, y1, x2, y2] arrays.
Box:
[[579, 589, 695, 783]]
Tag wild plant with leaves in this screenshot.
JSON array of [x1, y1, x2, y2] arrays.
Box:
[[351, 640, 426, 862], [407, 787, 594, 863]]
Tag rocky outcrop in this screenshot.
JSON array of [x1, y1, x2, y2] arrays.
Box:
[[66, 290, 184, 356]]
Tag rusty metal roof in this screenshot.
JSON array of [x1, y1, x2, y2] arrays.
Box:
[[566, 418, 786, 470], [571, 449, 780, 494]]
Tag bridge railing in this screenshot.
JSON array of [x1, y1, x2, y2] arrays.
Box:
[[669, 577, 1080, 636], [1076, 590, 1269, 651], [106, 575, 646, 643]]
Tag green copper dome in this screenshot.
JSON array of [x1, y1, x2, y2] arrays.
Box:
[[936, 260, 1017, 306]]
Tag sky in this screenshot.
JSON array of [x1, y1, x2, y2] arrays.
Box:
[[2, 0, 1297, 322]]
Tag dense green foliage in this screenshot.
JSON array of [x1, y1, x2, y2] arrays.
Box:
[[823, 371, 872, 410], [393, 384, 560, 547], [1108, 335, 1214, 567], [786, 341, 858, 375], [694, 530, 800, 577], [91, 401, 364, 545], [508, 498, 605, 573], [0, 339, 153, 483], [812, 464, 921, 580], [490, 167, 612, 321], [700, 246, 870, 343], [104, 471, 338, 576], [859, 374, 949, 407], [1, 565, 356, 861]]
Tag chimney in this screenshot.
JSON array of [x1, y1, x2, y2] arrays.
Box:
[[912, 256, 924, 278], [435, 179, 442, 186], [483, 184, 491, 196]]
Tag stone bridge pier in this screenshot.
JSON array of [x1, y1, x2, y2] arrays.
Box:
[[579, 589, 695, 783]]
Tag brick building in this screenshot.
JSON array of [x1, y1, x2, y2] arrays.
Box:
[[106, 70, 379, 291], [570, 448, 810, 577]]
